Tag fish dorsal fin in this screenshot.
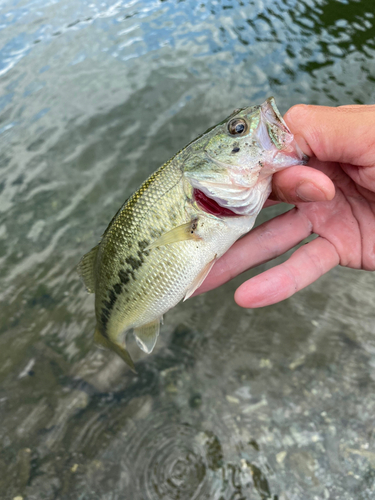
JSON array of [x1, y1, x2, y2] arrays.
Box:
[[145, 219, 202, 250], [133, 319, 161, 354], [77, 244, 99, 293], [94, 326, 136, 373], [183, 255, 217, 301]]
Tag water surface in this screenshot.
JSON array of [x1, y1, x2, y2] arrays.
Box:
[[1, 0, 375, 498]]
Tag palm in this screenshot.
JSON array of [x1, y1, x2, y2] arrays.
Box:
[[297, 157, 375, 271]]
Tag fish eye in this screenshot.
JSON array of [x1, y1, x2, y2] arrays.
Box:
[[227, 118, 248, 136]]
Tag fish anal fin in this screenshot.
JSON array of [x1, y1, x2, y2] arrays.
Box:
[[133, 319, 161, 354], [77, 244, 99, 293], [146, 219, 202, 250], [184, 255, 217, 301], [94, 326, 136, 373]]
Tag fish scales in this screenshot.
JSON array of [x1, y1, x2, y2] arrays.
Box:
[[96, 158, 190, 332], [78, 98, 307, 370]]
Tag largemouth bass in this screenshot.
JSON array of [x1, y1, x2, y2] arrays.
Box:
[[78, 97, 306, 371]]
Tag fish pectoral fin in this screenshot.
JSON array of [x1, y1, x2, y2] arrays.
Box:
[[133, 319, 161, 354], [94, 326, 136, 373], [145, 219, 202, 250], [183, 255, 217, 301], [77, 244, 99, 293]]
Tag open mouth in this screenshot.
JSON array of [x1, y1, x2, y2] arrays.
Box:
[[194, 188, 238, 217]]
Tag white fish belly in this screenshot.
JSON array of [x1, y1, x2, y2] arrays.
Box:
[[125, 212, 257, 329]]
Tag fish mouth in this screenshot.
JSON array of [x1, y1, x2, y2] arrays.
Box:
[[194, 188, 239, 217], [258, 97, 309, 166]]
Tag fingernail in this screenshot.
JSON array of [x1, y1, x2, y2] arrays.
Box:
[[296, 182, 328, 202], [291, 133, 313, 158]]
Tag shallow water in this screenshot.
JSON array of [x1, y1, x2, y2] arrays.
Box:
[[1, 0, 375, 498]]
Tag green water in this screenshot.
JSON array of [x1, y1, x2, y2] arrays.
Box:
[[1, 0, 375, 498]]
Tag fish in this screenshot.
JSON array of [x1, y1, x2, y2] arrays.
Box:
[[78, 97, 307, 371]]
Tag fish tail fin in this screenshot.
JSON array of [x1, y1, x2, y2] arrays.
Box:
[[94, 326, 136, 373]]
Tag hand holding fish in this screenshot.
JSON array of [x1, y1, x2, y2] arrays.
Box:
[[198, 104, 375, 307]]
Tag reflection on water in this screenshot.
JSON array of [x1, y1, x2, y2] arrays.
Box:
[[1, 0, 375, 498]]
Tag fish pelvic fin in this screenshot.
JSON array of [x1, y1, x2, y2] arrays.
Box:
[[133, 318, 161, 354], [77, 244, 99, 293], [184, 255, 217, 301], [145, 218, 202, 250], [94, 326, 136, 373]]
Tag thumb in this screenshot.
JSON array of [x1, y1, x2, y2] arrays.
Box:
[[284, 104, 375, 167]]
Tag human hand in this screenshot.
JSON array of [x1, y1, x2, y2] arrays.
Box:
[[197, 104, 375, 307]]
